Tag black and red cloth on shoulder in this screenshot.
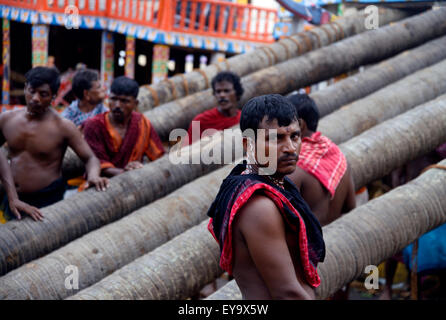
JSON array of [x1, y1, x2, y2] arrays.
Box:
[[207, 162, 325, 288]]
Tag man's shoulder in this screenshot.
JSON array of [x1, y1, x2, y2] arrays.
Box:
[[318, 132, 342, 150], [61, 101, 79, 116], [83, 112, 107, 128], [90, 104, 108, 118], [0, 109, 25, 127], [0, 108, 24, 119], [53, 111, 79, 130], [235, 193, 283, 233], [239, 193, 280, 219], [193, 107, 218, 121]]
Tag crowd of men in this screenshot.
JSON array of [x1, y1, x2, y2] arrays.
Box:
[[0, 66, 442, 300]]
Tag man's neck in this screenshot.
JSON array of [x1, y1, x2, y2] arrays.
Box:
[[26, 107, 51, 120], [78, 100, 97, 113], [245, 163, 285, 188], [217, 106, 239, 118], [302, 130, 315, 138], [108, 112, 131, 129]]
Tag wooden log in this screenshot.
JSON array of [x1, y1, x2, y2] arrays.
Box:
[[0, 134, 238, 276], [55, 34, 446, 179], [144, 8, 446, 141], [137, 9, 409, 111], [1, 35, 443, 196], [67, 220, 220, 300], [0, 166, 233, 299], [318, 58, 446, 144], [311, 35, 446, 118]]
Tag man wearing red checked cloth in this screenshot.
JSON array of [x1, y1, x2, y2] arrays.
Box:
[[288, 94, 356, 227]]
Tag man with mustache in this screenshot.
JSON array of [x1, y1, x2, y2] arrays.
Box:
[[83, 76, 165, 177], [185, 71, 244, 145], [0, 67, 109, 224], [208, 94, 325, 299], [287, 93, 356, 227]]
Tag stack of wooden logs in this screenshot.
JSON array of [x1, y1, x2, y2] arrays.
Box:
[[1, 7, 446, 300]]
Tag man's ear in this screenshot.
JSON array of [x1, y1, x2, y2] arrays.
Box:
[[134, 99, 139, 111], [242, 137, 248, 152], [83, 89, 89, 101]]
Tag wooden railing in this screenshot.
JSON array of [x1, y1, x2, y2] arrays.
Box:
[[171, 0, 277, 42], [1, 0, 277, 43]]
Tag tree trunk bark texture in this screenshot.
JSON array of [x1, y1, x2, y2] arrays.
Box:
[[318, 58, 446, 144], [0, 166, 233, 299], [137, 9, 409, 111], [53, 34, 446, 184], [144, 8, 446, 141], [311, 35, 446, 118], [0, 136, 232, 276]]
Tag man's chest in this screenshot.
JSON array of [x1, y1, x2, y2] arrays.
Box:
[[4, 120, 64, 155]]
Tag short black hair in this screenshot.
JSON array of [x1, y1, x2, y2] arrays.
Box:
[[211, 71, 244, 100], [240, 94, 298, 139], [25, 67, 60, 95], [72, 69, 99, 99], [110, 76, 139, 98], [288, 93, 320, 131]]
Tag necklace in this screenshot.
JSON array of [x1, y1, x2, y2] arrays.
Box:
[[243, 163, 285, 189], [265, 175, 285, 189]]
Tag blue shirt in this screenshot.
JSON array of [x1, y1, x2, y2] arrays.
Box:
[[61, 100, 108, 127]]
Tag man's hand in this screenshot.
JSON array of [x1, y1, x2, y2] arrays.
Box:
[[9, 198, 44, 221], [85, 176, 109, 192], [124, 161, 144, 171]]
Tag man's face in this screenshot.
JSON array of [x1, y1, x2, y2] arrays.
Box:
[[85, 80, 106, 105], [109, 92, 137, 123], [24, 83, 53, 115], [214, 81, 238, 111], [255, 118, 301, 177]]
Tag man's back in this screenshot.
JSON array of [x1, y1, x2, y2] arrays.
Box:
[[290, 167, 330, 225], [0, 109, 71, 193], [290, 164, 355, 226], [328, 165, 355, 224]]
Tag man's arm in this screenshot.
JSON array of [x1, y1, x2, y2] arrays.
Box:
[[234, 194, 313, 300], [63, 120, 108, 191], [0, 149, 44, 221], [102, 162, 143, 178], [0, 114, 43, 221]]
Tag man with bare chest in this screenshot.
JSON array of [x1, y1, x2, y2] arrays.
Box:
[[0, 67, 108, 223], [207, 94, 325, 299]]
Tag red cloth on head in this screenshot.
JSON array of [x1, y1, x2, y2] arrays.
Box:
[[83, 111, 165, 170], [298, 132, 347, 198], [186, 107, 241, 145]]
